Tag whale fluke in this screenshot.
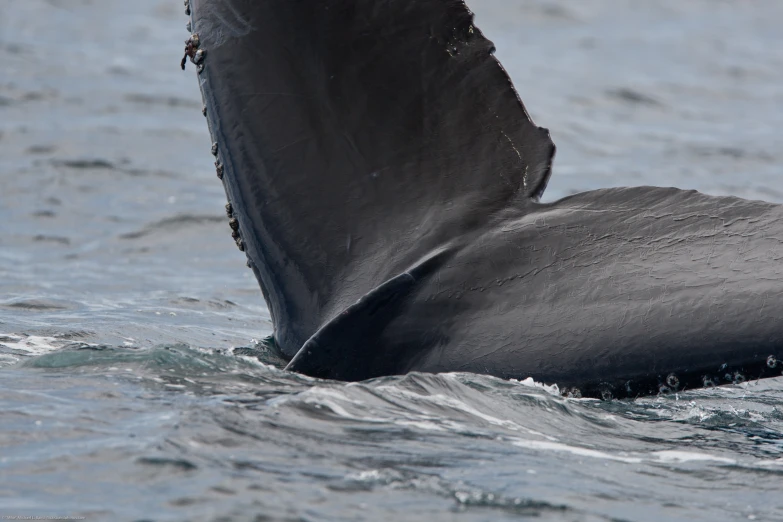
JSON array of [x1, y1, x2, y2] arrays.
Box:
[[188, 0, 554, 357], [186, 0, 783, 398]]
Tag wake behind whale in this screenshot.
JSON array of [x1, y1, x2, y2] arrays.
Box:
[[181, 0, 783, 398]]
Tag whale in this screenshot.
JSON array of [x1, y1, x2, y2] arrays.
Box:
[[181, 0, 783, 398]]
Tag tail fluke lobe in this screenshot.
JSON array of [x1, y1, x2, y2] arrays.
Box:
[[286, 246, 454, 380], [189, 0, 555, 356]]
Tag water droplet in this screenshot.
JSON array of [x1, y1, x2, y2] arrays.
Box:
[[666, 373, 679, 388], [767, 355, 778, 369]]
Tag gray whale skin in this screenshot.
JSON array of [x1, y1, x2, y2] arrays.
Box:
[[183, 0, 783, 398]]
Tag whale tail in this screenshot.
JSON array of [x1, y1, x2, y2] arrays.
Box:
[[186, 1, 783, 397], [187, 0, 555, 357]]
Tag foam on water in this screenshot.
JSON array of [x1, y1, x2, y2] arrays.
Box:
[[0, 334, 66, 366]]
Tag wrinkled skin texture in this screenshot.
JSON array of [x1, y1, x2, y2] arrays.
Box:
[[187, 0, 783, 398], [398, 188, 783, 397]]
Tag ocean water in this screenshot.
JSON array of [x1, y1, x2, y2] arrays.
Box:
[[1, 0, 782, 520]]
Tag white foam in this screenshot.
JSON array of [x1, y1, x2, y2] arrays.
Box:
[[0, 334, 62, 355], [511, 377, 561, 396], [0, 334, 63, 365], [394, 419, 447, 432], [508, 438, 738, 466], [651, 451, 736, 465], [509, 438, 643, 463], [757, 458, 783, 467]]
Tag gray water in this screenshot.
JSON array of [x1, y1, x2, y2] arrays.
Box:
[[1, 1, 782, 520]]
